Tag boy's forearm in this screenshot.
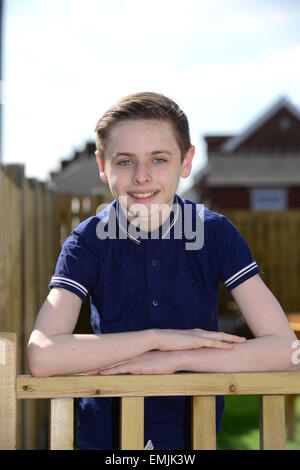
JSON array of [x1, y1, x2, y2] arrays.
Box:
[[178, 335, 299, 373], [28, 330, 157, 377]]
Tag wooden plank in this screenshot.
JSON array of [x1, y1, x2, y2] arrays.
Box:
[[192, 396, 216, 450], [34, 181, 50, 447], [46, 190, 57, 282], [0, 333, 17, 449], [16, 371, 300, 399], [259, 395, 286, 450], [120, 397, 144, 450], [23, 179, 40, 449], [286, 395, 296, 441], [281, 213, 292, 311], [49, 398, 74, 450], [1, 166, 24, 449], [0, 168, 3, 325], [36, 182, 45, 309], [0, 167, 23, 373]]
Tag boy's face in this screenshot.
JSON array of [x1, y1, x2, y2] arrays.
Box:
[[96, 119, 195, 228]]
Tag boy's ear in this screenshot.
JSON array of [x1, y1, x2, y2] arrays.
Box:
[[181, 145, 195, 179], [95, 151, 108, 184]]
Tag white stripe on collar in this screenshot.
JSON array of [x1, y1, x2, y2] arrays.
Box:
[[118, 202, 180, 244]]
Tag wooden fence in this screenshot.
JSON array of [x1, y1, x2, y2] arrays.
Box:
[[0, 164, 106, 448], [1, 162, 300, 448], [218, 210, 300, 315], [0, 164, 57, 449], [1, 333, 300, 450]]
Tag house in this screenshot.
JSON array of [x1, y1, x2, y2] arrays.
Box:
[[49, 141, 110, 197], [191, 97, 300, 211]]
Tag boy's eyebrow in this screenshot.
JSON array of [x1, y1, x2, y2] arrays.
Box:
[[113, 149, 173, 159]]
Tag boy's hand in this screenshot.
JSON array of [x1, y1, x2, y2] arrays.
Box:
[[155, 328, 246, 351], [73, 329, 246, 376], [98, 351, 180, 375]]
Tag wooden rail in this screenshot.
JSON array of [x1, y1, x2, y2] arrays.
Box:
[[1, 333, 300, 450]]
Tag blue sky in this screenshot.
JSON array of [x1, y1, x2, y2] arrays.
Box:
[[2, 0, 300, 192]]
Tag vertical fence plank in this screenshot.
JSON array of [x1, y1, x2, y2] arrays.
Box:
[[0, 333, 17, 449], [260, 395, 286, 450], [192, 396, 216, 450], [35, 181, 50, 448], [23, 179, 41, 449], [120, 397, 144, 450], [1, 165, 24, 449], [49, 398, 74, 450], [286, 395, 296, 442]]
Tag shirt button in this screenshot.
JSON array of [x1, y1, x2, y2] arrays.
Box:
[[152, 299, 158, 307], [151, 259, 157, 266]]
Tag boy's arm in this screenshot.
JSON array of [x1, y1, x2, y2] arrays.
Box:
[[27, 288, 245, 377], [98, 334, 299, 375], [98, 275, 300, 375], [28, 288, 159, 377], [181, 274, 299, 372]]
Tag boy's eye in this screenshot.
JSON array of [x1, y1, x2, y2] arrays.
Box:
[[117, 158, 166, 166]]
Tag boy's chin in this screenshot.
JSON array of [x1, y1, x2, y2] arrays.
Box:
[[127, 203, 161, 216], [128, 212, 158, 224]]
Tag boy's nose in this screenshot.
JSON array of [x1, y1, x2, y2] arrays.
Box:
[[133, 163, 152, 184]]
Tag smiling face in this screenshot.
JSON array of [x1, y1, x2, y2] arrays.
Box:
[[96, 119, 195, 230]]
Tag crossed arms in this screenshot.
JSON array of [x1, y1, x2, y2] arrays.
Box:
[[27, 275, 299, 378]]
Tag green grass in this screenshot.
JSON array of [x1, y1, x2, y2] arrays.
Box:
[[217, 395, 300, 450]]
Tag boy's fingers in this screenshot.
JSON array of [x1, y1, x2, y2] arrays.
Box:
[[99, 367, 119, 375], [201, 339, 235, 349], [198, 331, 246, 342], [100, 365, 129, 375], [215, 333, 246, 343], [79, 370, 100, 375], [99, 359, 129, 370]]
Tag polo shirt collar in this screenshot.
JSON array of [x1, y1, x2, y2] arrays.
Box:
[[116, 194, 181, 245]]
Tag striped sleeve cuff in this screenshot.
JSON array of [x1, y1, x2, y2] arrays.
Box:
[[49, 276, 88, 300], [224, 261, 260, 291]]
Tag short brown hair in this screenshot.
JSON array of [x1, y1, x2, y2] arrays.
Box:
[[95, 92, 192, 161]]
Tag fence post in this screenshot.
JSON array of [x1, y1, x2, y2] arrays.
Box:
[[192, 396, 216, 450], [0, 332, 17, 449], [286, 394, 296, 441], [260, 395, 286, 449], [49, 398, 74, 450], [120, 397, 144, 450]]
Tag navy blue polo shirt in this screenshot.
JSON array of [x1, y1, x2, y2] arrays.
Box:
[[49, 194, 260, 450]]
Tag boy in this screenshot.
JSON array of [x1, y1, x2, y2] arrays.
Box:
[[28, 92, 298, 450]]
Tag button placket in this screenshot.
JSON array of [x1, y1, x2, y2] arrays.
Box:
[[146, 241, 161, 326]]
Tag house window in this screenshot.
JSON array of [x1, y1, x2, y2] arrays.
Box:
[[250, 189, 288, 211]]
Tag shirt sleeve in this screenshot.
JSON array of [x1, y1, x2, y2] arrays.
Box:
[[48, 230, 100, 301], [214, 215, 260, 292]]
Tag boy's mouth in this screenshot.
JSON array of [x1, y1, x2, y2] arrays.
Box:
[[127, 190, 160, 202]]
